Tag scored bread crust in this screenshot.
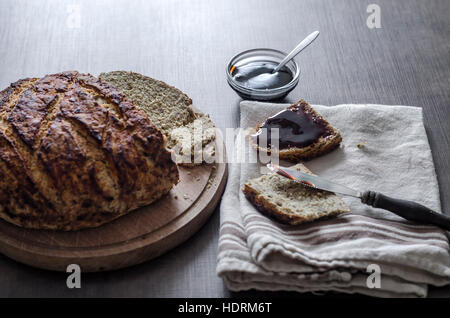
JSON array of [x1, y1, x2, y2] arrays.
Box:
[[242, 164, 349, 225], [0, 71, 179, 230], [249, 99, 342, 162]]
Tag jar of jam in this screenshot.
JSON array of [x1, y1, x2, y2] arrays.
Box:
[[226, 48, 300, 101]]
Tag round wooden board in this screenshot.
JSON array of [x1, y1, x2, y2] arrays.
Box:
[[0, 140, 228, 272]]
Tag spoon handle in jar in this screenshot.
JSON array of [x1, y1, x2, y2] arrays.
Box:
[[272, 31, 320, 73]]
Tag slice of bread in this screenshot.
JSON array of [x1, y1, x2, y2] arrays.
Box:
[[250, 99, 342, 162], [99, 71, 195, 136], [99, 71, 216, 166], [243, 163, 349, 225]]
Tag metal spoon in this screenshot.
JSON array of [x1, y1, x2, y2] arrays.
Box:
[[272, 31, 320, 73]]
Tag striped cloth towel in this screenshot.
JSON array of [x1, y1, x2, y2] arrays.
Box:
[[217, 101, 450, 297]]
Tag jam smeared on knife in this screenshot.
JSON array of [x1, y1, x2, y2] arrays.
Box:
[[252, 103, 331, 149], [231, 61, 293, 90]]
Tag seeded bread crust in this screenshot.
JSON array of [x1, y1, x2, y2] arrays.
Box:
[[243, 163, 349, 225], [0, 71, 179, 230], [249, 99, 342, 162]]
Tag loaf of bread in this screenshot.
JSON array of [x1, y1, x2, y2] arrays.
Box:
[[250, 100, 342, 161], [0, 71, 179, 230], [243, 163, 349, 225], [99, 71, 216, 166]]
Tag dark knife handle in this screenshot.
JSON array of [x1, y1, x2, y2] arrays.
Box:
[[361, 191, 450, 230]]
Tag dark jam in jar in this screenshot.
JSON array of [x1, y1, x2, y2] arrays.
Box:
[[230, 61, 293, 90], [251, 103, 330, 150]]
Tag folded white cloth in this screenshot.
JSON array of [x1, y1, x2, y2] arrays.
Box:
[[217, 101, 450, 297]]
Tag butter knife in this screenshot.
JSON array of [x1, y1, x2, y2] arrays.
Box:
[[267, 163, 450, 230]]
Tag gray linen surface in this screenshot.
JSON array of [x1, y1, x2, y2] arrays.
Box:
[[217, 101, 450, 297]]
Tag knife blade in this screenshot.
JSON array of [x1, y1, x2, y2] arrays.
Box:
[[266, 162, 450, 230], [266, 162, 361, 198]]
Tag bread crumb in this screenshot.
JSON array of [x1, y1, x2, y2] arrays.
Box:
[[183, 194, 189, 200], [357, 142, 367, 149]]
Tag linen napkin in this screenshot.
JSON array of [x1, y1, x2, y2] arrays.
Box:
[[217, 101, 450, 298]]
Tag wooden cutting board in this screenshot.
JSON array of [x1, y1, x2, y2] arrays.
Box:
[[0, 138, 227, 272]]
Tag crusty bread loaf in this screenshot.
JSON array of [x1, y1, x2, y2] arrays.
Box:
[[0, 71, 179, 230], [99, 71, 216, 166], [250, 100, 342, 162], [243, 163, 349, 225]]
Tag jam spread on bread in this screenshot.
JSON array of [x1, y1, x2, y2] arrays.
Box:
[[252, 103, 331, 150]]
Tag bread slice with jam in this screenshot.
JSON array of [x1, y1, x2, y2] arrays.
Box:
[[249, 99, 342, 162]]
